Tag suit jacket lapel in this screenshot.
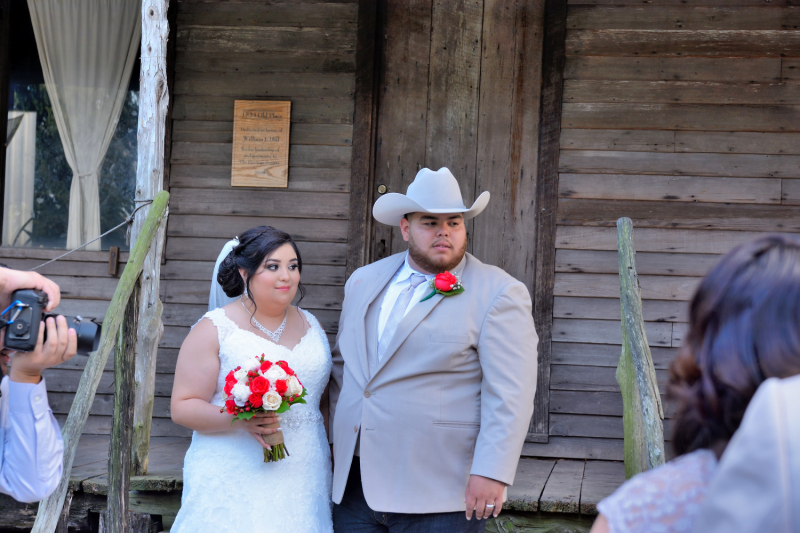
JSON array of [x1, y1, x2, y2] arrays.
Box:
[[368, 254, 470, 381], [353, 253, 405, 376]]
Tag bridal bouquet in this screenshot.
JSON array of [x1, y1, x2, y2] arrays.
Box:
[[221, 354, 307, 462]]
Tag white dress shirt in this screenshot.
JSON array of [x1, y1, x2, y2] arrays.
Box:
[[377, 254, 435, 343], [0, 376, 64, 502]]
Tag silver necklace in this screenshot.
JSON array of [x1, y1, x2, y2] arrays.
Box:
[[241, 298, 288, 343]]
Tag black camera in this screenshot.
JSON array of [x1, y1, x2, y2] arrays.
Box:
[[3, 289, 101, 356]]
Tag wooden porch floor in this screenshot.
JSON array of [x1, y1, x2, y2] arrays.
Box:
[[0, 435, 625, 531]]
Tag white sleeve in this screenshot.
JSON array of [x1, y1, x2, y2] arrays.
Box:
[[0, 376, 64, 502]]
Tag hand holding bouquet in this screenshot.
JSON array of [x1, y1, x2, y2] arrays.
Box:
[[221, 354, 307, 462]]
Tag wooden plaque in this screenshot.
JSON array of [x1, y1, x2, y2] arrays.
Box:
[[231, 100, 291, 187]]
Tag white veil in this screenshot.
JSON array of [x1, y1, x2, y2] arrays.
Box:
[[208, 237, 239, 311]]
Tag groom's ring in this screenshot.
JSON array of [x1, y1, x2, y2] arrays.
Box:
[[485, 504, 495, 508]]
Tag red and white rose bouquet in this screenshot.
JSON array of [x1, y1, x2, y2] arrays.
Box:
[[220, 354, 307, 462]]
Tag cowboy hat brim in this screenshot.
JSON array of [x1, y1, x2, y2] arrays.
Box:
[[372, 191, 491, 226]]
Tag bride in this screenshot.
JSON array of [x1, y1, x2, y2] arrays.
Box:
[[170, 226, 333, 532]]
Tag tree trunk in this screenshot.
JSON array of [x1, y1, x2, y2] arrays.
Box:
[[616, 217, 666, 479], [131, 0, 170, 476]]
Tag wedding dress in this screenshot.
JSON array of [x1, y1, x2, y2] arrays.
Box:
[[171, 307, 333, 533]]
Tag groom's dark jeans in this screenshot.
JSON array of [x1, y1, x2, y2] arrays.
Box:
[[333, 457, 487, 533]]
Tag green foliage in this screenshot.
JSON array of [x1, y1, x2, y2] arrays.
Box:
[[8, 84, 137, 250]]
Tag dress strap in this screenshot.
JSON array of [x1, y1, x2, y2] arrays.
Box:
[[194, 307, 237, 344]]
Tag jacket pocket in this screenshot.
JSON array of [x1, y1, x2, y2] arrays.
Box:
[[433, 420, 480, 429], [429, 334, 470, 344]]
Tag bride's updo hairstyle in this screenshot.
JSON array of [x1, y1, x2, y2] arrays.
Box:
[[669, 234, 800, 458], [217, 226, 305, 306]]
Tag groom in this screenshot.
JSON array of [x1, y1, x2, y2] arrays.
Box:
[[330, 167, 538, 532]]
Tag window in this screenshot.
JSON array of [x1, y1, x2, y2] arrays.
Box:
[[3, 0, 140, 251]]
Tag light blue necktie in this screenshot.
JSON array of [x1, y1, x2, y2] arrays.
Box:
[[377, 274, 427, 361]]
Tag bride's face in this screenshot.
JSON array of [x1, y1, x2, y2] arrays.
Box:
[[242, 243, 300, 309]]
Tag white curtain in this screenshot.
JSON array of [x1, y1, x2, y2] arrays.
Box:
[[4, 112, 36, 247], [27, 0, 141, 250]]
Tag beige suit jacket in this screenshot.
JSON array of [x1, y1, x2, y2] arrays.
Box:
[[330, 252, 538, 513]]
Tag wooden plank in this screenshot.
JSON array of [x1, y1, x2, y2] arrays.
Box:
[[344, 0, 379, 277], [174, 51, 356, 75], [555, 273, 702, 301], [579, 461, 626, 515], [675, 131, 800, 155], [785, 58, 800, 80], [784, 178, 800, 205], [171, 142, 352, 168], [555, 226, 780, 254], [564, 56, 781, 82], [172, 122, 353, 146], [424, 0, 483, 209], [174, 72, 355, 99], [522, 436, 622, 461], [552, 318, 672, 346], [557, 198, 800, 233], [538, 459, 584, 514], [39, 276, 120, 301], [43, 369, 175, 398], [552, 342, 678, 370], [562, 103, 800, 132], [556, 249, 720, 277], [568, 6, 800, 31], [171, 95, 354, 124], [569, 0, 798, 5], [177, 2, 358, 28], [168, 188, 349, 218], [564, 80, 800, 105], [0, 248, 129, 263], [551, 389, 678, 419], [560, 128, 674, 152], [0, 258, 127, 278], [506, 458, 556, 512], [49, 393, 172, 419], [165, 237, 346, 264], [554, 296, 690, 323], [166, 213, 349, 242], [559, 173, 781, 204], [531, 0, 569, 441], [565, 29, 800, 58], [672, 322, 690, 347], [370, 0, 433, 260], [473, 0, 543, 296], [176, 26, 356, 54], [550, 413, 622, 439], [551, 364, 669, 392], [559, 151, 800, 178]]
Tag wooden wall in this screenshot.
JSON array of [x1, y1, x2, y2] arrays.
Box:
[[522, 0, 800, 461], [30, 1, 358, 438]]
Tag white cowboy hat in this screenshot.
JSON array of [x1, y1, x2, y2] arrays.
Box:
[[372, 167, 490, 226]]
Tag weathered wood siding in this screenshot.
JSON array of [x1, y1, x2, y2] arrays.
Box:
[[522, 0, 800, 461], [31, 1, 357, 438]]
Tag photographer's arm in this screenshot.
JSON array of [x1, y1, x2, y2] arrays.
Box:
[[0, 316, 77, 502]]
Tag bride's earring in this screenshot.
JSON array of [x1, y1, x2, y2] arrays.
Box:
[[243, 284, 249, 299]]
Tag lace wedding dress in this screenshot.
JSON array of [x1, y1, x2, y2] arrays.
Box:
[[171, 307, 333, 533]]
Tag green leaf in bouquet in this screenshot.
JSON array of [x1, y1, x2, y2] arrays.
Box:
[[237, 411, 256, 421], [276, 401, 291, 414]]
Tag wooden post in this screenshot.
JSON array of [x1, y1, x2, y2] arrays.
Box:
[[30, 191, 169, 533], [106, 281, 139, 533], [130, 0, 170, 476], [616, 217, 666, 479]]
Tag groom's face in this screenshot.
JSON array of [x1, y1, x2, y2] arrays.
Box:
[[400, 213, 467, 274]]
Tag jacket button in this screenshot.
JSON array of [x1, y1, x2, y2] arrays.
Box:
[[354, 425, 358, 433], [364, 390, 371, 398]]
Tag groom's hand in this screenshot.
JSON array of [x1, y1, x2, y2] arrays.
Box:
[[465, 475, 504, 520]]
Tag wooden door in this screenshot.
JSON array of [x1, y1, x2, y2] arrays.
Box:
[[367, 0, 543, 297]]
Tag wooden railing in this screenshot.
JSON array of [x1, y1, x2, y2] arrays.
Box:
[[31, 191, 169, 533], [616, 217, 666, 479]]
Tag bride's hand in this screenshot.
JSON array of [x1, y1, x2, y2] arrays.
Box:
[[234, 412, 281, 449]]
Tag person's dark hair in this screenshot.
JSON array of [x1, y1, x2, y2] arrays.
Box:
[[217, 226, 305, 310], [669, 234, 800, 457]]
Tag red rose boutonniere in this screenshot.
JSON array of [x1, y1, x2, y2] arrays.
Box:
[[421, 271, 464, 302]]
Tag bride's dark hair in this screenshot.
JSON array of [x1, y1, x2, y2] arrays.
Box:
[[217, 226, 305, 309]]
